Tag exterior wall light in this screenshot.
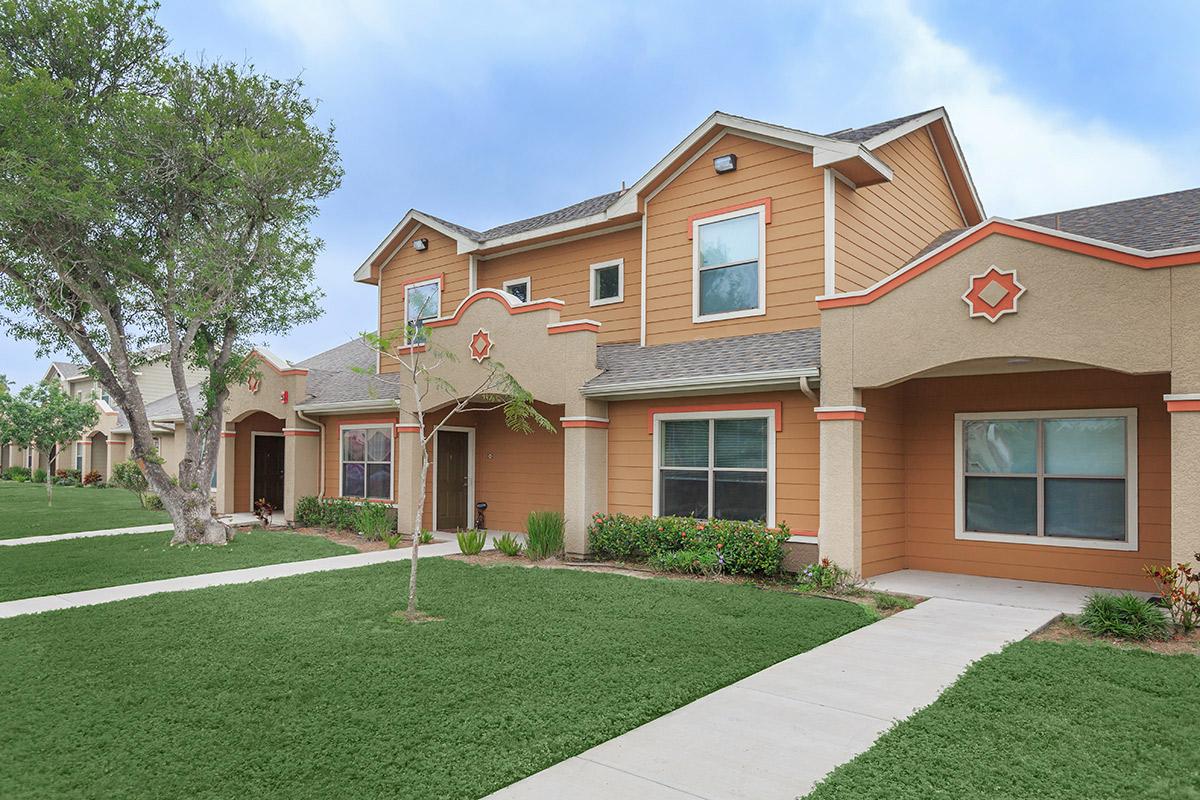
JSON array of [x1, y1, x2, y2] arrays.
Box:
[[413, 238, 429, 252], [713, 154, 737, 174]]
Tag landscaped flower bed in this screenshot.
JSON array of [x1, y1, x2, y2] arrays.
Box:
[[588, 513, 790, 576]]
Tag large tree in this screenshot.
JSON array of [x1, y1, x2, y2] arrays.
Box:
[[0, 0, 341, 543], [0, 381, 98, 505]]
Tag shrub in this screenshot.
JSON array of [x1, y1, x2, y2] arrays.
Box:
[[1145, 556, 1200, 632], [295, 495, 322, 526], [145, 493, 164, 511], [494, 532, 524, 557], [357, 502, 392, 541], [3, 466, 30, 482], [456, 528, 487, 555], [254, 497, 274, 526], [649, 549, 720, 575], [82, 470, 102, 486], [873, 592, 915, 612], [292, 496, 387, 532], [419, 530, 435, 544], [796, 559, 861, 594], [111, 460, 150, 507], [526, 511, 565, 560], [1078, 592, 1171, 641], [588, 513, 789, 576], [55, 468, 81, 481], [32, 468, 46, 484], [383, 532, 404, 550]]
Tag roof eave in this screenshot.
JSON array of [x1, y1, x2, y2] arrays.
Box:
[[580, 367, 820, 400]]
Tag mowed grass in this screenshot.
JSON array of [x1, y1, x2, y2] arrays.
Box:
[[0, 481, 168, 537], [0, 559, 871, 800], [0, 530, 356, 602], [805, 640, 1200, 800]]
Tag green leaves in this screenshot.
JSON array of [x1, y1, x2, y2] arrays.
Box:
[[0, 380, 98, 453]]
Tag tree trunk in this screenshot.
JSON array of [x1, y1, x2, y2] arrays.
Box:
[[44, 452, 53, 507], [406, 451, 431, 617], [165, 486, 231, 545]]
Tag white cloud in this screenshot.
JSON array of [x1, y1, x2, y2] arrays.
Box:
[[853, 0, 1193, 218]]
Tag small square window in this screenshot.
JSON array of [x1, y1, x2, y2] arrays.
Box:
[[589, 259, 623, 306], [502, 277, 531, 303]]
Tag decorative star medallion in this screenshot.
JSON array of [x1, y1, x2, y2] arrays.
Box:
[[962, 266, 1026, 323], [247, 376, 261, 394], [469, 328, 493, 363]]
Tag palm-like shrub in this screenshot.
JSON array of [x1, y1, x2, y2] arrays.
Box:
[[1077, 592, 1170, 641], [526, 511, 564, 560], [456, 529, 487, 555]]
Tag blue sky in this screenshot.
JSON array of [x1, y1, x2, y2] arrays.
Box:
[[4, 0, 1199, 387]]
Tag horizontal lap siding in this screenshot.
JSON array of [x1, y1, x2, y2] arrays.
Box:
[[607, 390, 819, 534], [378, 226, 470, 374], [902, 370, 1170, 591], [862, 386, 906, 577], [477, 228, 641, 344], [835, 129, 964, 292], [645, 135, 825, 345], [470, 402, 565, 533]]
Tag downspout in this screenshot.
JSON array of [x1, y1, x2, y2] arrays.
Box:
[[800, 375, 819, 405], [296, 408, 325, 497]]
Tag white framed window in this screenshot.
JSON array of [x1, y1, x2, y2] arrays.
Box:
[[692, 205, 766, 323], [501, 276, 531, 303], [340, 424, 393, 500], [404, 277, 442, 345], [75, 442, 83, 472], [589, 259, 624, 306], [954, 408, 1138, 551], [652, 409, 775, 526]]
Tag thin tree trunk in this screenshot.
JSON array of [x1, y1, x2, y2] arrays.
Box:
[[165, 486, 231, 545], [406, 450, 430, 617], [44, 449, 53, 507]]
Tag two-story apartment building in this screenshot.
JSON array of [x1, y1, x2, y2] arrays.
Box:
[[128, 106, 1200, 592]]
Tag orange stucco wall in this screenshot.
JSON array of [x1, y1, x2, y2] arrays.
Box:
[[860, 369, 1170, 590], [607, 390, 819, 534]]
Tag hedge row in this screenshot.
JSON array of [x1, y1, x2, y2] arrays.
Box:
[[588, 513, 790, 576]]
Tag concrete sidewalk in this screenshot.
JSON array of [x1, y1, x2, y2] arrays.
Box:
[[487, 596, 1057, 800], [0, 523, 175, 547], [0, 539, 475, 619]]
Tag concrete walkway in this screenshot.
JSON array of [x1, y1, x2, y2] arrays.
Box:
[[0, 523, 175, 547], [488, 596, 1058, 800], [0, 539, 477, 619], [867, 568, 1143, 614]]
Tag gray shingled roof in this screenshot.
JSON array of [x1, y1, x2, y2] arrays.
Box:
[[1019, 187, 1200, 251], [422, 190, 626, 245], [51, 361, 85, 380], [825, 109, 935, 144], [584, 329, 820, 393], [299, 337, 399, 406]]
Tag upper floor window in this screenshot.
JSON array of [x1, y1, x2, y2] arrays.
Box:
[[590, 259, 624, 306], [404, 278, 441, 345], [955, 408, 1137, 551], [692, 206, 766, 322], [502, 277, 531, 303]]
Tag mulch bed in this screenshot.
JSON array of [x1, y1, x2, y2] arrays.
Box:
[[1031, 616, 1200, 655], [279, 527, 449, 553]]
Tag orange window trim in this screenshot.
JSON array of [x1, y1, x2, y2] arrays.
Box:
[[818, 220, 1200, 310], [561, 419, 609, 429], [283, 430, 319, 437], [645, 401, 783, 434], [687, 197, 773, 238]]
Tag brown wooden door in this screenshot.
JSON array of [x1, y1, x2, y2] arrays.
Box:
[[252, 434, 285, 511], [436, 430, 470, 531]]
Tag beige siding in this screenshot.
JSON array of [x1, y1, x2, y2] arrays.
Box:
[[834, 128, 965, 292], [644, 134, 826, 345], [477, 227, 642, 344]]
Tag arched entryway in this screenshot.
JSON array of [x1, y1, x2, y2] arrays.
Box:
[[231, 410, 285, 513], [89, 432, 108, 478]]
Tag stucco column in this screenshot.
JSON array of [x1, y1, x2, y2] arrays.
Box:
[[1167, 394, 1200, 564], [214, 427, 236, 515], [394, 421, 424, 535], [562, 399, 608, 559], [816, 398, 865, 576], [283, 428, 321, 524], [105, 436, 128, 482]]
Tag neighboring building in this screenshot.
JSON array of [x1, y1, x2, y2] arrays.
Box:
[[3, 346, 206, 480], [32, 106, 1200, 592]]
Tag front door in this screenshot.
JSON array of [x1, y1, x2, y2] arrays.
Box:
[[252, 434, 285, 512], [436, 430, 470, 531]]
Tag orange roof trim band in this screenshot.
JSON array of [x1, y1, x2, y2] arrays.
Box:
[[814, 406, 866, 422]]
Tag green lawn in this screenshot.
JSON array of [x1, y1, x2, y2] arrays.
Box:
[[0, 480, 169, 538], [805, 640, 1200, 800], [0, 560, 871, 799], [0, 529, 356, 602]]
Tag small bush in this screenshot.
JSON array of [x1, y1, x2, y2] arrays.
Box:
[[292, 496, 390, 532], [456, 528, 487, 555], [357, 502, 392, 541], [419, 530, 435, 544], [294, 495, 322, 526], [1077, 592, 1171, 641], [32, 468, 46, 484], [873, 592, 915, 612], [796, 559, 862, 595], [1145, 556, 1200, 632], [383, 532, 404, 549], [111, 460, 150, 507], [82, 470, 102, 486], [3, 466, 30, 482], [145, 494, 164, 511], [55, 468, 81, 481], [254, 497, 275, 526], [649, 549, 720, 575], [494, 532, 524, 557], [526, 511, 564, 560], [588, 513, 789, 576]]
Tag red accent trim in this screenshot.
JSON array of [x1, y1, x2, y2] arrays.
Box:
[[338, 418, 400, 427], [789, 530, 819, 538], [220, 432, 236, 439], [394, 343, 428, 355], [815, 410, 865, 421], [110, 440, 128, 445], [252, 351, 307, 377], [646, 402, 783, 434], [402, 272, 444, 288], [547, 321, 600, 335], [426, 290, 564, 329], [394, 424, 421, 432], [562, 420, 609, 429], [687, 197, 772, 238], [283, 430, 319, 437], [1166, 400, 1200, 413], [818, 221, 1200, 310]]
